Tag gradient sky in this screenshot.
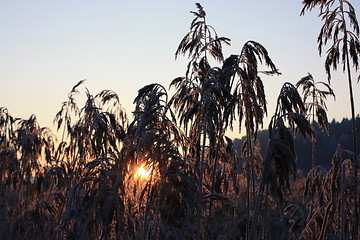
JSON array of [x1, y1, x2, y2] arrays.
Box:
[[1, 0, 360, 140]]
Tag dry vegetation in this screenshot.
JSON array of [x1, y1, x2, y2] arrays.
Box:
[[1, 1, 359, 239]]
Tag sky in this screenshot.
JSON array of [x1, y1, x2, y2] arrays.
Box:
[[1, 0, 360, 140]]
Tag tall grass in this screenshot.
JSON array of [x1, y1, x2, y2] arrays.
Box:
[[0, 3, 359, 240]]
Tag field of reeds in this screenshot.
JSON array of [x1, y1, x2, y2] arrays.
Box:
[[1, 1, 359, 239]]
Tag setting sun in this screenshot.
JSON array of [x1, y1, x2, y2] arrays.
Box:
[[134, 165, 152, 179]]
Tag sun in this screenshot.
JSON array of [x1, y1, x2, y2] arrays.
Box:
[[135, 164, 152, 179]]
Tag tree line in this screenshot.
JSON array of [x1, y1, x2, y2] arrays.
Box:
[[234, 117, 360, 174]]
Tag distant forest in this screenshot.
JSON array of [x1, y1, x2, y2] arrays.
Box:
[[234, 117, 360, 174]]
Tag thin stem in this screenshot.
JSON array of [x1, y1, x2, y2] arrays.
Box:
[[342, 0, 358, 171], [312, 84, 317, 168], [249, 175, 265, 240], [263, 185, 268, 240], [245, 125, 256, 239], [142, 164, 154, 240], [340, 161, 346, 240], [318, 201, 333, 240]]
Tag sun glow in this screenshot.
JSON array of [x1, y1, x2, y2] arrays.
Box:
[[135, 165, 152, 179]]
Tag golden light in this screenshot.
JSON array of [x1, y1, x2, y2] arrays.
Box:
[[134, 164, 152, 179]]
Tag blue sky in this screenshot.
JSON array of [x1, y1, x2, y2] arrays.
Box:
[[1, 1, 359, 139]]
